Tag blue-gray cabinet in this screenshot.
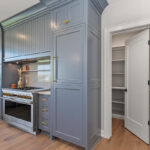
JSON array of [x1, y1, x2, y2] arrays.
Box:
[[51, 0, 108, 150], [53, 26, 84, 84], [52, 0, 84, 30], [52, 25, 84, 145], [38, 94, 51, 133], [52, 85, 83, 145], [4, 13, 52, 62]]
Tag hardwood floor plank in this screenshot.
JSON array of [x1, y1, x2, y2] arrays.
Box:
[[0, 119, 149, 150]]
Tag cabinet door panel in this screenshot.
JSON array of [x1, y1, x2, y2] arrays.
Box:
[[54, 26, 84, 84], [52, 85, 83, 145], [53, 0, 84, 30], [68, 0, 84, 25], [4, 13, 51, 61], [53, 6, 68, 29]]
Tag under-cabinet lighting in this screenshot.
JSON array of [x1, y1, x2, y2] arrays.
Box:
[[38, 59, 50, 63]]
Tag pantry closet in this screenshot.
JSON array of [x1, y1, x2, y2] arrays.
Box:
[[112, 31, 141, 120]]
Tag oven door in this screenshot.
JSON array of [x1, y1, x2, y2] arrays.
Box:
[[3, 97, 34, 128]]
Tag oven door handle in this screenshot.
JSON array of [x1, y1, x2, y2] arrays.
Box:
[[3, 97, 33, 105]]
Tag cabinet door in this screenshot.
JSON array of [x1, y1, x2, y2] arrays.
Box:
[[52, 0, 83, 30], [67, 0, 84, 25], [52, 85, 83, 146], [53, 26, 84, 84], [53, 6, 68, 29], [4, 13, 52, 61], [52, 25, 84, 146]]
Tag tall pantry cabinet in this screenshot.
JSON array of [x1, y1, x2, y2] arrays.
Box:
[[50, 0, 108, 150]]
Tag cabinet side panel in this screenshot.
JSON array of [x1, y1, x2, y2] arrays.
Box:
[[87, 1, 102, 149], [0, 27, 2, 119]]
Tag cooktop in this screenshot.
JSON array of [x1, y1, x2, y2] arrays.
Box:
[[13, 87, 41, 91]]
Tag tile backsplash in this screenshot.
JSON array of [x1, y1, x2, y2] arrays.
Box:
[[22, 60, 51, 88]]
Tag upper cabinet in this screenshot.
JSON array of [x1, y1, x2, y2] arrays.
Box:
[[52, 0, 84, 31], [4, 13, 52, 62]]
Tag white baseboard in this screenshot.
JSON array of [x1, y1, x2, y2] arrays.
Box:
[[112, 113, 124, 120], [101, 129, 104, 137], [101, 129, 112, 139]]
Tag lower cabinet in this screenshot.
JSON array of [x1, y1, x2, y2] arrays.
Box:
[[52, 85, 83, 146], [38, 94, 50, 133]]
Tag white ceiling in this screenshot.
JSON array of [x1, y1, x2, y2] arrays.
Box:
[[0, 0, 40, 22]]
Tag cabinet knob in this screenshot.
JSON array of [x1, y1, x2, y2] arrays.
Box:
[[64, 20, 70, 24], [42, 108, 48, 112], [41, 97, 48, 101], [41, 122, 48, 126]]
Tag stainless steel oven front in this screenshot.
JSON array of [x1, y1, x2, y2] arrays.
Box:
[[3, 94, 37, 135]]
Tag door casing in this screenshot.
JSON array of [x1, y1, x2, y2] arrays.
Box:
[[102, 19, 150, 140]]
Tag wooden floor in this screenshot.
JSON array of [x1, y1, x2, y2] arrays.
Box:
[[0, 118, 149, 150]]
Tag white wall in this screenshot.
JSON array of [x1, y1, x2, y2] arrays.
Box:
[[0, 0, 39, 22], [112, 31, 141, 47], [101, 0, 150, 134], [102, 0, 150, 28]]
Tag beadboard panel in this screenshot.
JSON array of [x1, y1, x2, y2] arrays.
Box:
[[4, 13, 51, 61]]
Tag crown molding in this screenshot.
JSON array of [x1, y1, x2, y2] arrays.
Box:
[[91, 0, 108, 14]]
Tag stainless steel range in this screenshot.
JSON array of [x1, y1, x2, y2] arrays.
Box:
[[2, 87, 44, 135]]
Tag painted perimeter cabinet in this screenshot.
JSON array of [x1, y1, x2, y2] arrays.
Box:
[[52, 25, 84, 145], [4, 13, 52, 62], [50, 0, 108, 150]]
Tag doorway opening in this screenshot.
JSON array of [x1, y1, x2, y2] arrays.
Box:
[[111, 29, 150, 144]]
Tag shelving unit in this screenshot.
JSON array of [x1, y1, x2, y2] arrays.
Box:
[[112, 87, 126, 90], [112, 46, 126, 119], [22, 69, 50, 73], [112, 73, 124, 75], [112, 59, 125, 62]]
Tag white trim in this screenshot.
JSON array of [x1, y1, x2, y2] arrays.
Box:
[[112, 114, 124, 120], [102, 18, 150, 139], [101, 129, 104, 137]]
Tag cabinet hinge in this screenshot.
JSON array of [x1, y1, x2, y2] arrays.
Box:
[[148, 40, 150, 45], [148, 80, 150, 85], [148, 121, 150, 126]]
